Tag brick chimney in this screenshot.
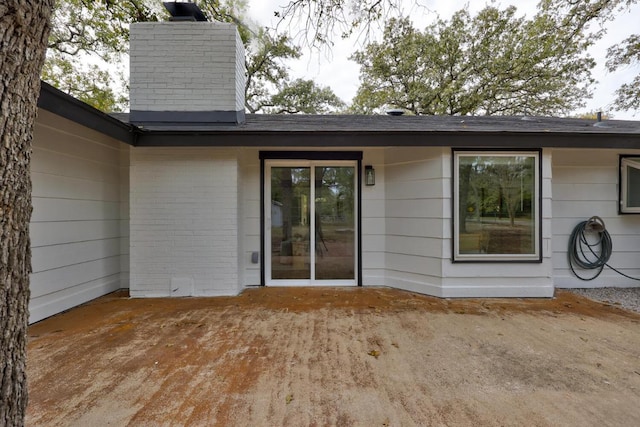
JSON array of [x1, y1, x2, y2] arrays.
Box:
[[129, 18, 246, 125]]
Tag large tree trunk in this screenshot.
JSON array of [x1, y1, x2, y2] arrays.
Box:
[[1, 2, 54, 425]]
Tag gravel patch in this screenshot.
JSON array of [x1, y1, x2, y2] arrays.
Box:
[[567, 287, 640, 314]]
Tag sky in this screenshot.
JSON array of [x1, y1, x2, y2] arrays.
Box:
[[246, 0, 640, 119]]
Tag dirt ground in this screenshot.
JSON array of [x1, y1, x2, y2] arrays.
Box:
[[26, 287, 640, 426]]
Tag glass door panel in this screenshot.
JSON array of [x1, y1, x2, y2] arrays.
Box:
[[270, 167, 310, 279], [266, 161, 357, 285], [314, 166, 355, 280]]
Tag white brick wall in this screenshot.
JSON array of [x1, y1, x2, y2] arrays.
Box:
[[129, 148, 240, 297], [130, 22, 245, 113]]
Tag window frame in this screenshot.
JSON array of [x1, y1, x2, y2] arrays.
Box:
[[452, 148, 542, 263], [619, 155, 640, 214]]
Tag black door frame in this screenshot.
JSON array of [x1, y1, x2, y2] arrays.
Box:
[[259, 151, 363, 286]]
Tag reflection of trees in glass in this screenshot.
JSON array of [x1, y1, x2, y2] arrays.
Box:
[[490, 157, 533, 227], [459, 154, 537, 256], [461, 156, 534, 227], [272, 168, 310, 244], [272, 166, 354, 245], [315, 167, 354, 224]]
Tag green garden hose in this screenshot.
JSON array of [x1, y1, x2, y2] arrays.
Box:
[[568, 216, 640, 281]]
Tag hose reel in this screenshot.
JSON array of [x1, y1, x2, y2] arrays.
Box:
[[568, 216, 640, 282]]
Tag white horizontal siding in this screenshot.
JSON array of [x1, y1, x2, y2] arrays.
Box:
[[31, 238, 121, 273], [30, 220, 121, 247], [32, 147, 120, 183], [239, 150, 261, 287], [361, 149, 387, 286], [120, 147, 130, 289], [383, 147, 446, 293], [31, 199, 121, 222], [552, 148, 640, 288], [28, 275, 122, 323], [29, 110, 128, 323], [32, 172, 120, 201], [31, 257, 121, 298], [441, 149, 554, 297]]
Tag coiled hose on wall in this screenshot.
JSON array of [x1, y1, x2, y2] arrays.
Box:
[[568, 216, 640, 281]]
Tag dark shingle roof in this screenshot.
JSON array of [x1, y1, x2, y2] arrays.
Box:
[[111, 113, 640, 134], [39, 81, 640, 148], [114, 113, 640, 148]]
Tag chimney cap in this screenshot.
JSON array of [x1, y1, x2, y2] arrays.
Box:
[[163, 1, 208, 22]]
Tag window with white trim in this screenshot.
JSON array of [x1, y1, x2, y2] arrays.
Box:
[[620, 156, 640, 213], [453, 150, 541, 262]]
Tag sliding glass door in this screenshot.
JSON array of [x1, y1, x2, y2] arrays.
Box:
[[265, 161, 357, 286]]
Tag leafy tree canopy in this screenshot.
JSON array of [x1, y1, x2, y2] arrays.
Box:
[[44, 0, 639, 115], [350, 5, 596, 116], [45, 0, 345, 114], [539, 0, 639, 113], [46, 0, 161, 111], [267, 78, 346, 114], [606, 34, 640, 111], [272, 0, 405, 47]]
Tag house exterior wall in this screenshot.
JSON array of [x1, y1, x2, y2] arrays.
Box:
[[552, 148, 640, 287], [97, 143, 640, 302], [129, 22, 245, 114], [236, 148, 388, 288], [382, 147, 446, 294], [129, 148, 239, 297], [195, 147, 557, 297], [440, 149, 554, 297], [29, 109, 129, 323], [239, 149, 261, 286], [120, 147, 130, 288], [362, 149, 386, 286]]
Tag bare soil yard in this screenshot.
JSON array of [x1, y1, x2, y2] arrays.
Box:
[[27, 287, 640, 426]]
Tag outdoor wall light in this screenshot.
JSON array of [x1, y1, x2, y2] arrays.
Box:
[[365, 165, 375, 186]]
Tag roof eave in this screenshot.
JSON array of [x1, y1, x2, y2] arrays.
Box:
[[37, 81, 136, 144], [134, 129, 640, 149]]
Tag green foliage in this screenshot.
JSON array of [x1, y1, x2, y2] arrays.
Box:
[[267, 79, 346, 114], [351, 6, 596, 116], [273, 0, 405, 48], [607, 34, 640, 111], [45, 0, 343, 114], [42, 0, 640, 115], [243, 29, 344, 113], [45, 0, 161, 111], [42, 56, 128, 112], [540, 0, 639, 113], [49, 0, 160, 60], [244, 30, 302, 113]]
